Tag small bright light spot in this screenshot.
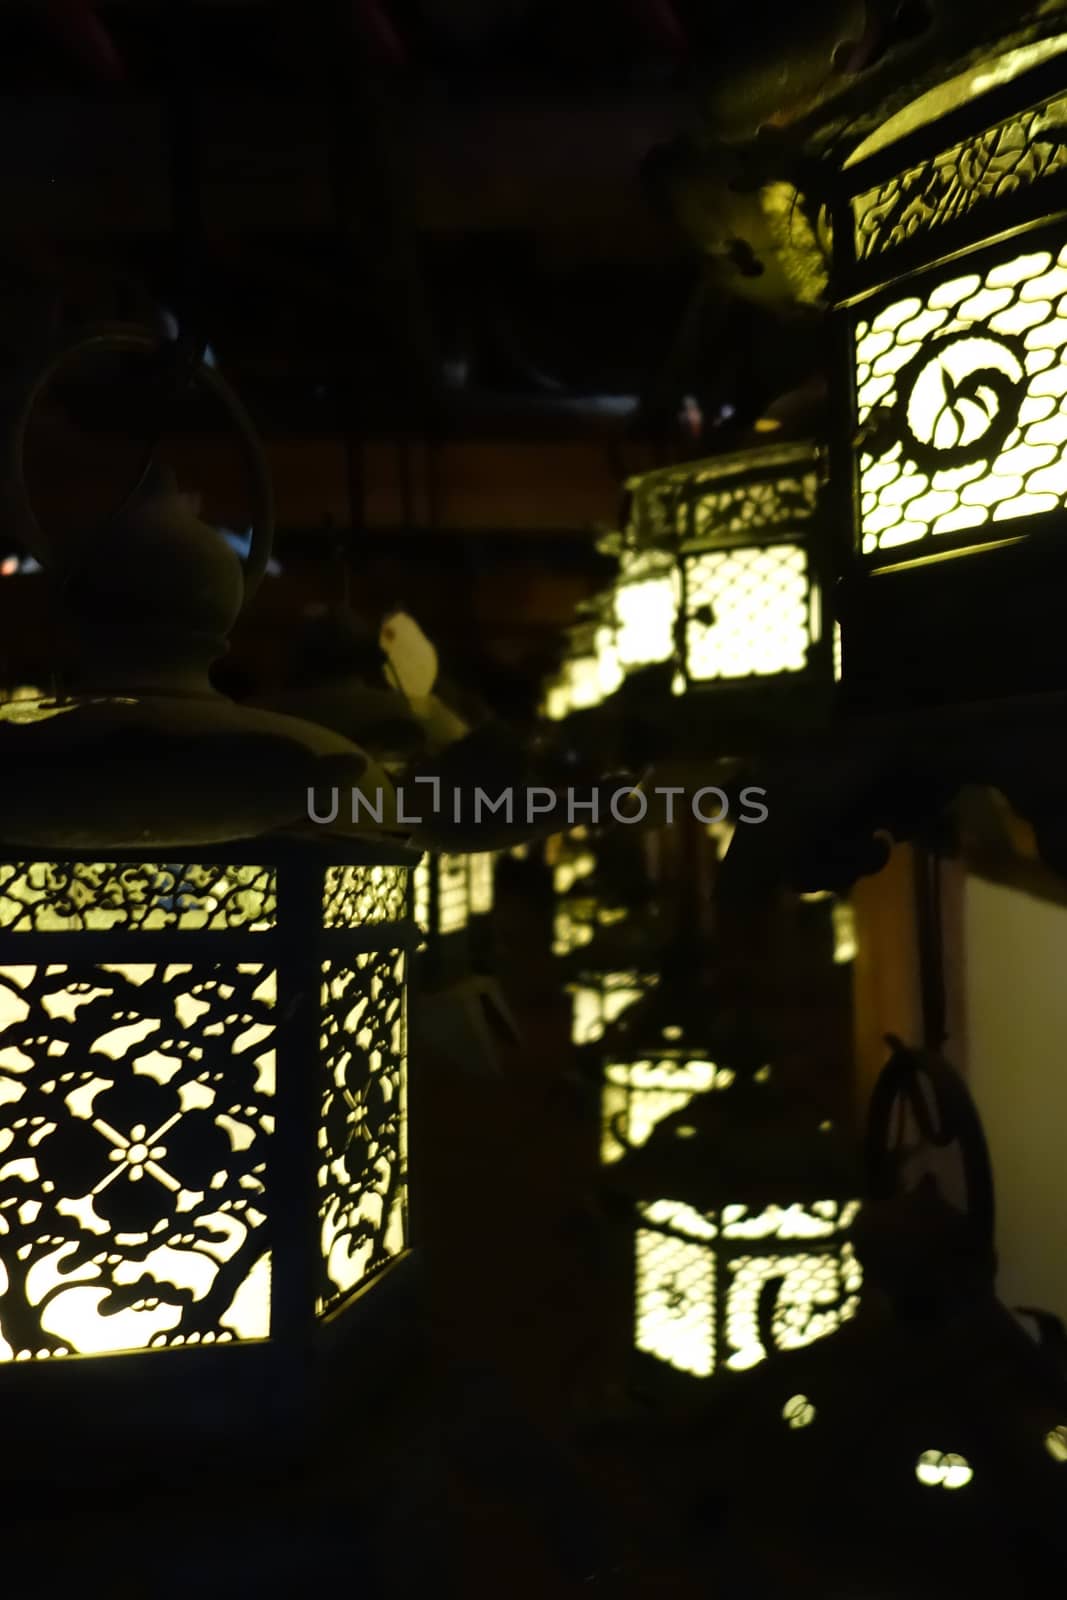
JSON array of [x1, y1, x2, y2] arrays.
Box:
[[676, 1125, 698, 1140], [754, 1065, 772, 1083], [754, 416, 781, 433], [916, 1450, 973, 1489], [662, 1025, 683, 1041], [1045, 1425, 1067, 1463], [819, 1120, 833, 1133], [783, 1394, 816, 1429]]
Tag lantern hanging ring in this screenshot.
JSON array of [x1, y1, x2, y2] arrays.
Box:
[[5, 323, 275, 604]]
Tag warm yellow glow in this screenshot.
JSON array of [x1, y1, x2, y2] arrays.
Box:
[[413, 856, 432, 935], [317, 949, 407, 1314], [0, 862, 276, 933], [468, 852, 496, 916], [322, 864, 408, 928], [552, 851, 596, 896], [614, 570, 679, 670], [600, 1056, 731, 1165], [543, 631, 623, 720], [683, 545, 812, 680], [1045, 1425, 1067, 1463], [783, 1394, 816, 1429], [832, 901, 858, 964], [855, 246, 1067, 555], [846, 39, 1067, 167], [915, 1451, 974, 1489], [0, 958, 275, 1359], [635, 1207, 716, 1378], [437, 854, 470, 935], [633, 1199, 863, 1380], [569, 972, 653, 1047]]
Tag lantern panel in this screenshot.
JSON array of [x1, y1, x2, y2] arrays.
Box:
[[413, 857, 432, 938], [632, 1199, 863, 1381], [437, 854, 470, 936], [468, 853, 496, 918], [0, 861, 276, 932], [0, 957, 275, 1361], [601, 1055, 732, 1165], [723, 1238, 863, 1372], [570, 970, 655, 1047], [635, 1199, 717, 1379], [689, 468, 818, 541], [683, 544, 812, 681], [854, 243, 1067, 558], [322, 864, 408, 929], [317, 949, 407, 1317], [613, 559, 679, 671], [852, 90, 1067, 263]]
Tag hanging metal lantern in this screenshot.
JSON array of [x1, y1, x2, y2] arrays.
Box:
[[600, 441, 831, 706], [829, 40, 1067, 708], [674, 1041, 1067, 1594], [600, 981, 861, 1398], [0, 329, 425, 1476]]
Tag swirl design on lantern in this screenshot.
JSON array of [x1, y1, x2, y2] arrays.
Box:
[[853, 246, 1067, 554]]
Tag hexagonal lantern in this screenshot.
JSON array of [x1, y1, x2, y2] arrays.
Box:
[[601, 441, 830, 704], [601, 991, 862, 1397], [0, 843, 417, 1470], [828, 38, 1067, 708]]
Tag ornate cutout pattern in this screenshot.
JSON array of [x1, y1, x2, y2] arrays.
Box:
[[0, 863, 275, 933], [854, 245, 1067, 552], [634, 1198, 862, 1379], [683, 544, 814, 681], [317, 950, 407, 1316], [322, 865, 408, 930], [853, 98, 1067, 261], [0, 961, 275, 1360], [690, 473, 818, 543], [568, 971, 656, 1047]]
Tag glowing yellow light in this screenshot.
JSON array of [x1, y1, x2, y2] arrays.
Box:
[[601, 1056, 729, 1164], [614, 572, 678, 670], [832, 901, 858, 964], [633, 1199, 863, 1380], [552, 851, 596, 895], [915, 1450, 973, 1489], [437, 854, 470, 935], [855, 244, 1067, 555], [569, 972, 654, 1047], [468, 852, 496, 916], [1045, 1425, 1067, 1463], [683, 545, 812, 680], [783, 1394, 816, 1429]]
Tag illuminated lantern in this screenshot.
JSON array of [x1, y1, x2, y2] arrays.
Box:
[[601, 990, 861, 1395], [0, 328, 417, 1466], [601, 441, 829, 701], [684, 1043, 1067, 1591], [542, 605, 623, 722], [830, 40, 1067, 707]]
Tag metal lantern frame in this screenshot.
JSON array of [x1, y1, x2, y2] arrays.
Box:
[[607, 441, 832, 702], [0, 836, 416, 1475], [826, 48, 1067, 707]]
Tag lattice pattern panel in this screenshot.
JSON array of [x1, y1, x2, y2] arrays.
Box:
[[600, 1056, 732, 1165], [633, 1199, 863, 1380], [635, 1202, 716, 1379], [413, 857, 432, 936], [322, 865, 408, 930], [317, 950, 407, 1316], [690, 472, 818, 543], [854, 245, 1067, 554], [683, 545, 814, 680], [0, 961, 275, 1360], [0, 862, 276, 933], [853, 95, 1067, 262]]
